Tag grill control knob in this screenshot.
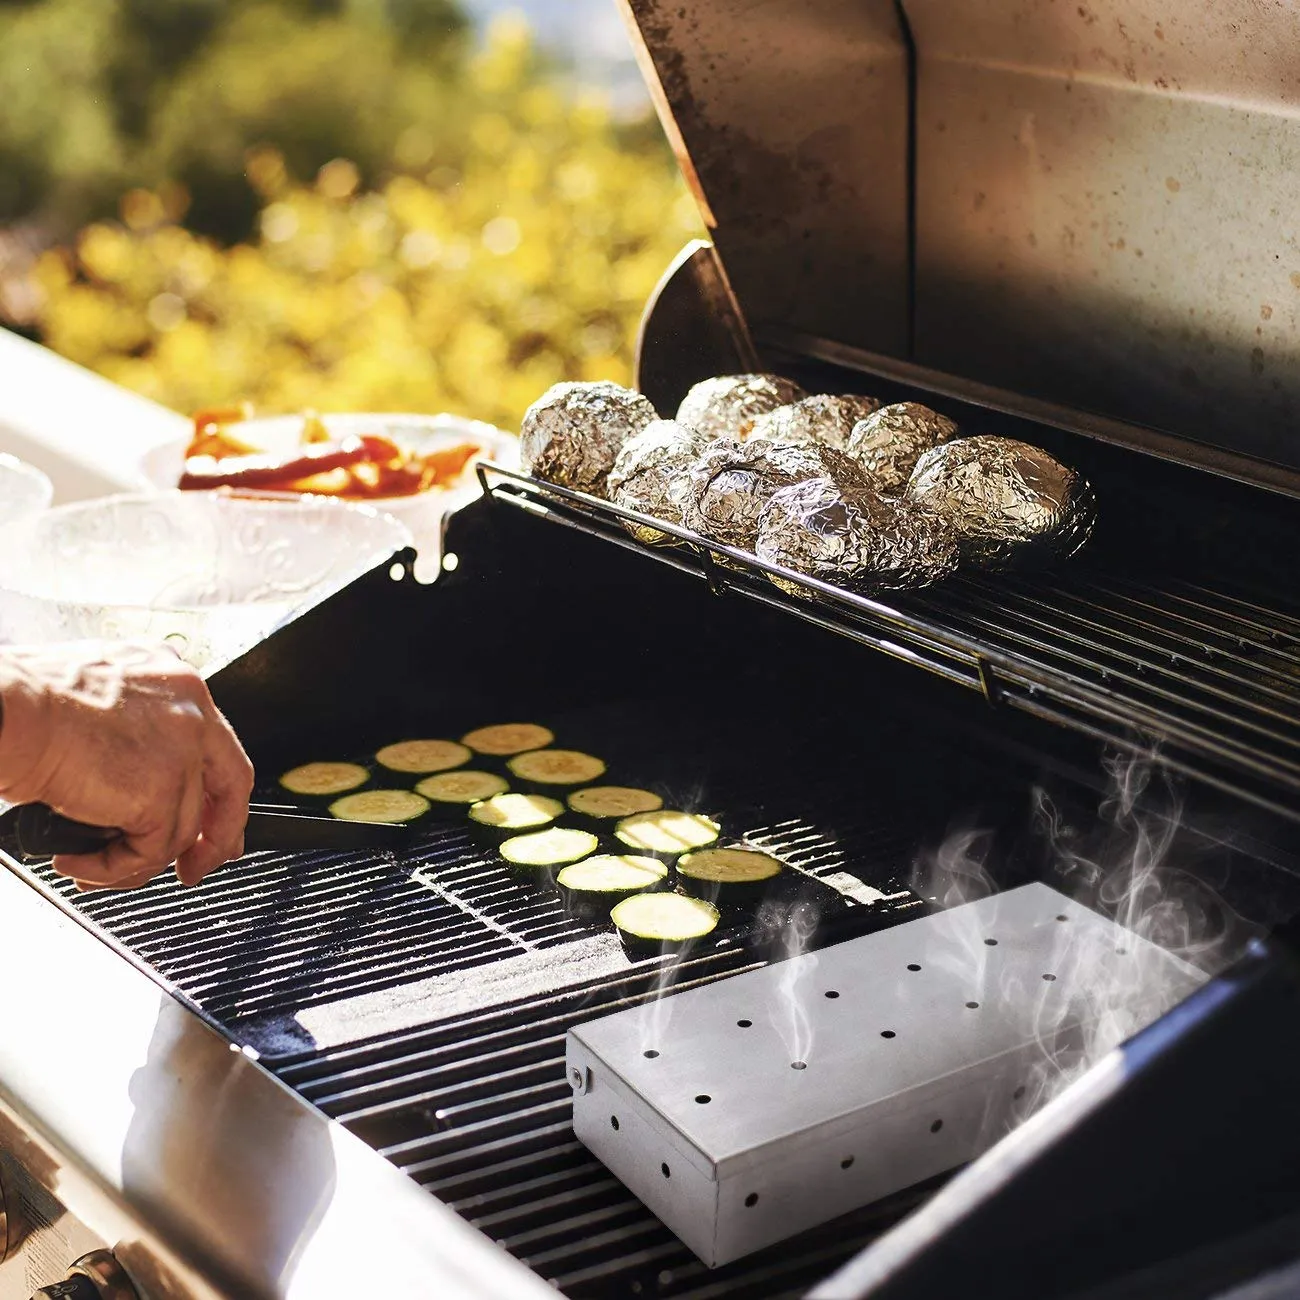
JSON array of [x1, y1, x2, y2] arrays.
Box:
[[30, 1251, 138, 1300]]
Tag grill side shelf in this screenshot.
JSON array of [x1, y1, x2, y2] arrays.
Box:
[[478, 464, 1300, 823]]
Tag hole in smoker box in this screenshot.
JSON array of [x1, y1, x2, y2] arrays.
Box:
[[1042, 973, 1057, 981], [737, 1019, 752, 1028], [643, 1049, 659, 1059], [661, 1163, 671, 1179], [907, 963, 922, 972], [984, 938, 998, 946], [1013, 1086, 1027, 1101], [824, 990, 840, 999], [791, 1061, 808, 1070], [745, 1193, 759, 1208], [841, 1157, 855, 1170], [1116, 946, 1129, 955], [695, 1094, 711, 1105], [930, 1119, 944, 1134], [610, 1116, 620, 1131], [965, 1001, 980, 1009], [1057, 914, 1069, 922], [880, 1030, 897, 1039]]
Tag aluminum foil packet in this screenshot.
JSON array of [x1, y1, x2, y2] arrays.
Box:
[[608, 419, 710, 545], [748, 394, 883, 451], [846, 402, 959, 493], [756, 476, 959, 598], [675, 374, 807, 441], [520, 380, 658, 497], [682, 437, 870, 554], [906, 435, 1097, 570]]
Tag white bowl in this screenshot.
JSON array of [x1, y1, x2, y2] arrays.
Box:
[[0, 453, 53, 523], [0, 491, 411, 673], [140, 413, 517, 581]]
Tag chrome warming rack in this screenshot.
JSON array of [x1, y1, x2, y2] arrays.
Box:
[[477, 461, 1300, 824]]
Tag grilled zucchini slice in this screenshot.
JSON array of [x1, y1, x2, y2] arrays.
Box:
[[678, 847, 785, 902], [280, 761, 369, 797], [499, 827, 598, 868], [468, 793, 564, 833], [612, 893, 719, 959], [461, 723, 555, 755], [567, 786, 663, 819], [415, 770, 510, 805], [614, 810, 720, 857], [556, 854, 667, 923], [375, 739, 471, 773], [507, 749, 607, 786], [328, 790, 430, 823]]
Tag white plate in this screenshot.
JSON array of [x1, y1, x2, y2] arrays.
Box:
[[141, 412, 518, 581]]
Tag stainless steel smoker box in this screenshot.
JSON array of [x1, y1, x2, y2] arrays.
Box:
[[566, 883, 1204, 1267]]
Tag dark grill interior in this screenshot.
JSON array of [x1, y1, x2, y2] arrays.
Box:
[[23, 385, 1300, 1297]]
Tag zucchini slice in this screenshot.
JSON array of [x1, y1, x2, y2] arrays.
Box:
[[678, 846, 785, 901], [612, 892, 720, 959], [415, 770, 510, 805], [567, 786, 663, 819], [507, 749, 607, 786], [461, 722, 555, 755], [499, 827, 598, 868], [557, 854, 667, 924], [468, 792, 563, 831], [329, 789, 430, 823], [280, 761, 369, 797], [614, 810, 721, 857], [375, 739, 471, 773]]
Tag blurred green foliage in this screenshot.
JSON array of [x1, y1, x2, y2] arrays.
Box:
[[25, 14, 703, 427]]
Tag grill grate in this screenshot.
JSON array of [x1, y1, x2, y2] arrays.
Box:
[[477, 463, 1300, 822], [265, 951, 940, 1299]]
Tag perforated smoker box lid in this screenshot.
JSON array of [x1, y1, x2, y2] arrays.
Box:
[[567, 884, 1206, 1265]]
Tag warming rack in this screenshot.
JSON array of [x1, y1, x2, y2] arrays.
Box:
[[477, 462, 1300, 824]]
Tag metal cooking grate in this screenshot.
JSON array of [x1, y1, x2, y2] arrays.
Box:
[[267, 949, 940, 1299], [32, 807, 923, 1036], [477, 463, 1300, 823]]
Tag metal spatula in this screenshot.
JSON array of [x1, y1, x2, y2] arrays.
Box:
[[0, 801, 414, 861]]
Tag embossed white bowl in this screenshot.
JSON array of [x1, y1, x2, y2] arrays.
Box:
[[0, 454, 53, 523], [0, 491, 410, 672]]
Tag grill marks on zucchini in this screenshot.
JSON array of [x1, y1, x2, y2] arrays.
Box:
[[615, 810, 721, 856], [329, 790, 430, 823], [507, 749, 607, 786], [567, 786, 663, 819], [461, 723, 555, 755], [416, 770, 510, 805], [375, 739, 471, 773], [499, 827, 599, 867], [279, 761, 370, 796]]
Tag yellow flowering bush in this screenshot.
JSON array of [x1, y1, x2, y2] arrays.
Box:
[[30, 18, 702, 430]]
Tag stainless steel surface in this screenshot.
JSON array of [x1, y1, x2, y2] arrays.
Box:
[[635, 240, 761, 416], [618, 0, 911, 356], [567, 884, 1204, 1267], [0, 858, 555, 1300], [65, 1250, 139, 1300], [905, 0, 1300, 467]]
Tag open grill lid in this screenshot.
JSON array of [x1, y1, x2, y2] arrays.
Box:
[[618, 0, 1300, 494]]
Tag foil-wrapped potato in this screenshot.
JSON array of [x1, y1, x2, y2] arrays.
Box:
[[520, 380, 658, 497], [675, 374, 806, 441], [756, 477, 959, 598], [846, 402, 959, 494], [682, 437, 870, 554], [906, 435, 1096, 570], [748, 394, 882, 451], [608, 419, 710, 546]]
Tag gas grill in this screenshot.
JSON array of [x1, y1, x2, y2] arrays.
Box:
[[5, 2, 1300, 1297]]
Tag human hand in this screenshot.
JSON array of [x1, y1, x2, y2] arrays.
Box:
[[0, 641, 254, 889]]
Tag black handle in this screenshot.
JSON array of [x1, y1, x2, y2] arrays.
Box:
[[12, 804, 121, 857]]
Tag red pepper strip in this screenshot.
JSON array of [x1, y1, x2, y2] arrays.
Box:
[[178, 435, 372, 490]]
